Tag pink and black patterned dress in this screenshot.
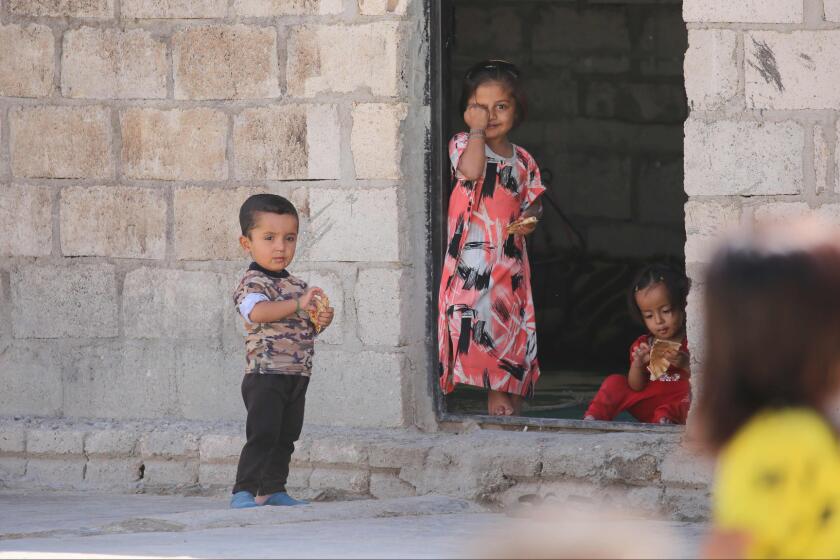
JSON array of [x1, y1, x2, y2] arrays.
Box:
[[438, 132, 546, 397]]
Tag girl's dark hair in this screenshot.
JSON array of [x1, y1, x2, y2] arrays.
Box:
[[239, 193, 298, 237], [627, 263, 690, 326], [459, 59, 528, 127], [696, 236, 840, 451]]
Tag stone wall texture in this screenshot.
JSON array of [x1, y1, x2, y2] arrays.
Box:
[[0, 0, 422, 430], [682, 0, 840, 381]]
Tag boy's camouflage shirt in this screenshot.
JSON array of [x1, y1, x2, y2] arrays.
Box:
[[233, 265, 315, 376]]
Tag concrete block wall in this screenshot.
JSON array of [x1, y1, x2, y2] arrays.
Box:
[[0, 0, 431, 429], [682, 0, 840, 384]]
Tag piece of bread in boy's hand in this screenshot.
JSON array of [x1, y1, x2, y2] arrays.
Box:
[[647, 339, 682, 380], [307, 293, 330, 333], [506, 216, 538, 235]]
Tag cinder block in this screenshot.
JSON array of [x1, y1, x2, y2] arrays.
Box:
[[827, 1, 840, 22], [85, 430, 140, 456], [26, 459, 86, 486], [684, 119, 803, 196], [141, 431, 199, 458], [351, 103, 407, 179], [121, 108, 227, 181], [309, 467, 370, 494], [358, 0, 408, 15], [62, 27, 166, 99], [287, 23, 401, 97], [60, 340, 179, 419], [123, 267, 224, 339], [12, 264, 117, 338], [199, 434, 244, 462], [0, 185, 53, 257], [355, 268, 401, 346], [587, 224, 684, 258], [199, 462, 237, 486], [369, 472, 415, 499], [175, 342, 245, 421], [684, 200, 741, 264], [753, 202, 810, 225], [234, 0, 342, 17], [142, 459, 198, 486], [61, 186, 166, 259], [122, 0, 227, 18], [309, 438, 369, 465], [298, 270, 343, 345], [173, 25, 279, 100], [746, 31, 840, 110], [660, 451, 714, 486], [0, 342, 63, 416], [308, 188, 399, 262], [0, 24, 54, 97], [85, 458, 144, 484], [27, 429, 85, 455], [815, 126, 830, 193], [684, 29, 738, 111], [286, 466, 312, 489], [0, 457, 26, 479], [638, 161, 685, 226], [0, 425, 26, 453], [234, 105, 340, 180], [174, 186, 261, 260], [532, 6, 629, 52], [683, 0, 802, 23], [307, 350, 404, 428], [10, 0, 113, 17], [10, 106, 112, 179], [556, 155, 632, 220]]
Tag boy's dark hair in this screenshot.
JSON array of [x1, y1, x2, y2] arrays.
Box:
[[459, 59, 528, 127], [697, 239, 840, 451], [627, 263, 691, 326], [239, 193, 298, 237]]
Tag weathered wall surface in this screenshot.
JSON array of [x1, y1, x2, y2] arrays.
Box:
[[682, 0, 840, 396], [0, 0, 431, 429]]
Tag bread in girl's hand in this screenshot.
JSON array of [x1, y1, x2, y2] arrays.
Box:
[[506, 216, 538, 235], [648, 339, 682, 380], [308, 293, 330, 333]]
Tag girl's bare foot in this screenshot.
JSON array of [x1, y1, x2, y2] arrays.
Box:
[[255, 494, 269, 505], [510, 394, 524, 416], [488, 390, 514, 416]]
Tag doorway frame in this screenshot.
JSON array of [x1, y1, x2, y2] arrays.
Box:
[[427, 0, 684, 433]]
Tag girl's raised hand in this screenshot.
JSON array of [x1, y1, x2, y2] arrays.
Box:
[[464, 103, 489, 131], [632, 343, 651, 366]]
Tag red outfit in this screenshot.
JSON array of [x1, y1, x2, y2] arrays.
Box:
[[438, 133, 545, 397], [585, 335, 691, 424]]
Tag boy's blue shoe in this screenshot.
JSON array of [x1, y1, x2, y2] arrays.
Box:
[[230, 491, 259, 509], [262, 492, 309, 506]]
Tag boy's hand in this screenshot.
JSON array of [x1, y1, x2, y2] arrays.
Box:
[[317, 305, 335, 330], [632, 343, 651, 367], [464, 102, 489, 131], [664, 348, 690, 370], [298, 287, 323, 312]]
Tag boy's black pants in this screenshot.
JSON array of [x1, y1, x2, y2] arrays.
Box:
[[233, 373, 309, 496]]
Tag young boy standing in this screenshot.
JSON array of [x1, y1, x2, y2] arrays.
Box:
[[230, 194, 334, 509]]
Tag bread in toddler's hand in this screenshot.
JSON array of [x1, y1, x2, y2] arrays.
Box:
[[647, 339, 681, 380], [307, 293, 330, 333]]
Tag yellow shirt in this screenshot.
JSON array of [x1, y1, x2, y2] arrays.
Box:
[[714, 408, 840, 559]]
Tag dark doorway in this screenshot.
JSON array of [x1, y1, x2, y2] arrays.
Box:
[[432, 0, 688, 422]]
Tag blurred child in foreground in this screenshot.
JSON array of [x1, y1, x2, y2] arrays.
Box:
[[697, 221, 840, 559]]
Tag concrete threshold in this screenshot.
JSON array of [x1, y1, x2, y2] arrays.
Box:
[[0, 416, 713, 521]]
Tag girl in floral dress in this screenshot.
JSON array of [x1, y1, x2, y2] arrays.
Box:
[[438, 60, 546, 416]]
